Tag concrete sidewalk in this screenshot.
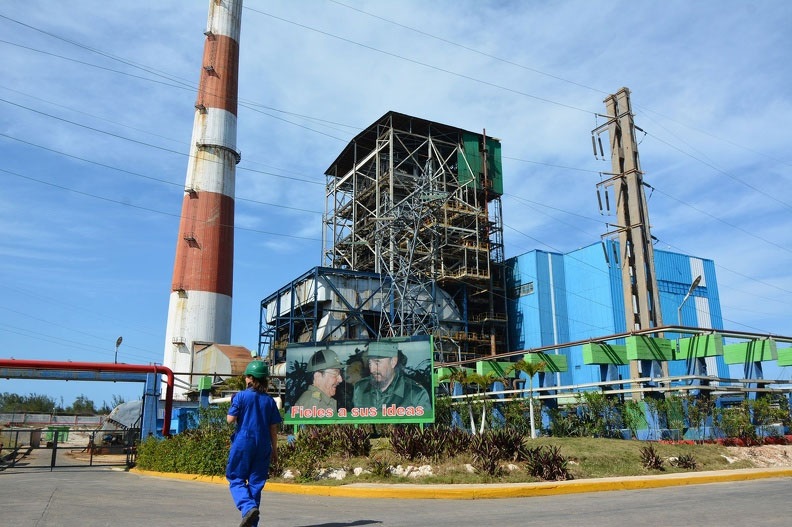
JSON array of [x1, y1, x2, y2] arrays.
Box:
[[131, 466, 792, 499]]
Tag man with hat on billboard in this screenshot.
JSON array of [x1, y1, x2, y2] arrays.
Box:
[[294, 347, 343, 411], [353, 340, 431, 409]]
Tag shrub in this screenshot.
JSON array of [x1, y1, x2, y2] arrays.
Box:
[[333, 426, 372, 458], [622, 400, 644, 440], [367, 457, 392, 478], [487, 428, 527, 462], [136, 405, 233, 475], [524, 445, 572, 481], [580, 391, 622, 438], [714, 402, 757, 444], [470, 433, 504, 477], [639, 444, 664, 471], [290, 442, 324, 482], [502, 399, 540, 435], [671, 453, 697, 470], [389, 426, 447, 461], [444, 428, 472, 457]]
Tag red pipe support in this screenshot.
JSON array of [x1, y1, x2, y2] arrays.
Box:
[[0, 359, 174, 436]]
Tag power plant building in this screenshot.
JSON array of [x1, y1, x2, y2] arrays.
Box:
[[506, 241, 730, 387], [260, 110, 731, 388]]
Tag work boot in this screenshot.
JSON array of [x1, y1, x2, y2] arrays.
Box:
[[239, 507, 259, 527]]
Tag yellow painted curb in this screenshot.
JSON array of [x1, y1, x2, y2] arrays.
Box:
[[129, 467, 792, 500]]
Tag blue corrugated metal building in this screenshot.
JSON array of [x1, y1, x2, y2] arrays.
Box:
[[506, 239, 730, 387]]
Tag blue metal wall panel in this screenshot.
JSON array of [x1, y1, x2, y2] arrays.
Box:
[[562, 243, 617, 385], [506, 243, 727, 388]]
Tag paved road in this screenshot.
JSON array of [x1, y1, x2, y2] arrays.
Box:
[[1, 462, 790, 526]]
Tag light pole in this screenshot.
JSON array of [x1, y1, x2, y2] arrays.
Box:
[[677, 275, 702, 327], [115, 336, 123, 364]]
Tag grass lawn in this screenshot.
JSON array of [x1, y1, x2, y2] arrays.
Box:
[[268, 436, 757, 485]]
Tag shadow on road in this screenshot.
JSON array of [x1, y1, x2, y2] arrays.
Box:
[[295, 521, 382, 527]]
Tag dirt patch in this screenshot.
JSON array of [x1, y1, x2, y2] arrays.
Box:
[[724, 445, 792, 467]]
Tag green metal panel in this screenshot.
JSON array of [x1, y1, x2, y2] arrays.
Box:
[[723, 339, 778, 364], [582, 343, 628, 365], [625, 336, 673, 361], [197, 376, 213, 391], [676, 334, 723, 360], [522, 353, 568, 373], [777, 347, 792, 367], [476, 360, 516, 377], [458, 132, 503, 195]]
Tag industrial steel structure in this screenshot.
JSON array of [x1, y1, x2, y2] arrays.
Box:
[[163, 0, 243, 398], [261, 112, 509, 363]]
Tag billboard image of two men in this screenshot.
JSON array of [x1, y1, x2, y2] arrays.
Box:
[[284, 336, 433, 424]]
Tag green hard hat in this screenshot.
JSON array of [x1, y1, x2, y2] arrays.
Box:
[[367, 340, 399, 358], [244, 360, 269, 379], [307, 348, 342, 373]]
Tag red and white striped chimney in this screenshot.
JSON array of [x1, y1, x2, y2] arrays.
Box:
[[164, 0, 243, 398]]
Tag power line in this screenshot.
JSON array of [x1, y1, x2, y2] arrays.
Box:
[[0, 97, 325, 186], [243, 6, 597, 115], [0, 82, 327, 184], [644, 130, 792, 212], [504, 156, 600, 173], [0, 37, 352, 142], [324, 0, 791, 169], [0, 323, 157, 363], [326, 0, 609, 96], [0, 284, 160, 339], [650, 186, 792, 255], [0, 132, 322, 215], [0, 167, 321, 242]]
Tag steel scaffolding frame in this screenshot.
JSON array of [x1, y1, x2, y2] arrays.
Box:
[[322, 112, 508, 361]]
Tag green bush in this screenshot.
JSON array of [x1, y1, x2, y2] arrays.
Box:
[[136, 405, 234, 475], [524, 445, 572, 481]]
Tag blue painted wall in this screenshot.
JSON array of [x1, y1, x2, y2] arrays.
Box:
[[506, 242, 727, 385]]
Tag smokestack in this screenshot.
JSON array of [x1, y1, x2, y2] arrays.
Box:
[[164, 0, 243, 398]]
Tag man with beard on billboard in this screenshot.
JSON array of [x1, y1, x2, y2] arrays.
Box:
[[352, 340, 430, 410], [294, 348, 343, 411]]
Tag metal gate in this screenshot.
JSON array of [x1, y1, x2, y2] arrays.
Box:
[[0, 427, 139, 471]]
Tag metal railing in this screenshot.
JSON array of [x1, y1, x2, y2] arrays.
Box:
[[441, 374, 792, 404], [0, 427, 140, 471]]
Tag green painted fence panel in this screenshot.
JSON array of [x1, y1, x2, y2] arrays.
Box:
[[476, 360, 517, 377], [777, 347, 792, 367], [582, 343, 628, 365], [675, 334, 723, 360], [522, 353, 568, 373], [723, 339, 778, 364], [625, 336, 673, 361]]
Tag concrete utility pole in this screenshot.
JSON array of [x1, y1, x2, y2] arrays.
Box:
[[594, 87, 666, 384]]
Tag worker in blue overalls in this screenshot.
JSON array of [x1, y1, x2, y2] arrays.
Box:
[[226, 360, 282, 527]]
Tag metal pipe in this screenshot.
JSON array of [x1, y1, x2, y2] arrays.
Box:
[[438, 324, 792, 367], [0, 359, 174, 436]]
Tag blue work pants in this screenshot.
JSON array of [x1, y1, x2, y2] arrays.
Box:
[[226, 432, 271, 526]]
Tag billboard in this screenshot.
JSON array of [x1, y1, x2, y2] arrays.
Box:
[[284, 336, 434, 424]]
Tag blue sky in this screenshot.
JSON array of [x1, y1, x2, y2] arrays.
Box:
[[1, 0, 790, 407]]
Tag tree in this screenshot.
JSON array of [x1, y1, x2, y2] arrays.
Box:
[[0, 392, 57, 413], [68, 394, 97, 415], [467, 372, 500, 435], [507, 359, 546, 439], [440, 369, 477, 435]]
